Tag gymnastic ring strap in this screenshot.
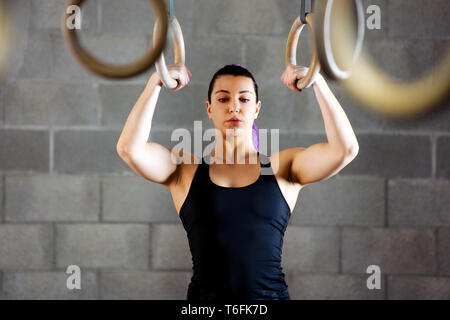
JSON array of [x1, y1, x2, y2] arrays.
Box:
[[319, 0, 450, 117], [61, 0, 168, 79], [285, 14, 321, 90], [314, 0, 365, 80], [153, 16, 186, 89]]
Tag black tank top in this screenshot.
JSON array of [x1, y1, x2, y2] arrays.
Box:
[[179, 152, 291, 301]]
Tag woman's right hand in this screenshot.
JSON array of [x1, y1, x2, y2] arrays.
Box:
[[153, 63, 192, 92]]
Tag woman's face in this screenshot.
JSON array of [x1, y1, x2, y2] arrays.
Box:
[[206, 75, 261, 137]]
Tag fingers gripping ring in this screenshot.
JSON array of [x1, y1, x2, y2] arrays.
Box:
[[153, 16, 185, 89], [285, 14, 321, 90], [62, 0, 168, 79]]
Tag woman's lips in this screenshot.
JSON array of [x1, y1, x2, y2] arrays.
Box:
[[227, 117, 242, 124]]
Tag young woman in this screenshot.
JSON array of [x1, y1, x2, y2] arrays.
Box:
[[116, 63, 359, 300]]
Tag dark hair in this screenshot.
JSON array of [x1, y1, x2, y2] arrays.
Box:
[[207, 64, 260, 152]]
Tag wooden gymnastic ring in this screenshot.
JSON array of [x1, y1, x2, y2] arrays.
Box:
[[318, 0, 450, 117], [153, 16, 185, 89], [314, 0, 365, 80], [0, 0, 12, 78], [61, 0, 168, 79], [285, 14, 321, 90]]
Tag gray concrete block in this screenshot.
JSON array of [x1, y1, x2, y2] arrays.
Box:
[[31, 0, 97, 32], [100, 0, 196, 36], [0, 224, 53, 270], [50, 34, 97, 82], [437, 136, 450, 179], [5, 175, 99, 222], [0, 129, 49, 172], [323, 82, 387, 132], [100, 0, 155, 35], [2, 271, 97, 300], [388, 0, 450, 39], [99, 0, 198, 37], [364, 39, 436, 82], [381, 96, 450, 132], [257, 83, 318, 132], [291, 176, 385, 227], [245, 35, 313, 87], [99, 83, 209, 130], [193, 0, 296, 36], [56, 224, 149, 269], [51, 34, 152, 82], [15, 33, 52, 79], [278, 132, 327, 151], [438, 228, 450, 275], [183, 35, 245, 84], [54, 130, 130, 174], [4, 81, 99, 125], [152, 83, 211, 131], [98, 83, 148, 127], [281, 226, 339, 273], [339, 134, 431, 178], [102, 176, 178, 223], [388, 180, 450, 227], [342, 227, 435, 274], [151, 224, 191, 270], [285, 272, 385, 300], [388, 276, 450, 300], [100, 271, 191, 299], [278, 132, 431, 178]]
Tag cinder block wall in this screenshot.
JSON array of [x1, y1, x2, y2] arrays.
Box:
[[1, 0, 449, 299]]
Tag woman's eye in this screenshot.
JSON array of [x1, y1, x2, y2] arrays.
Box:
[[217, 98, 250, 103]]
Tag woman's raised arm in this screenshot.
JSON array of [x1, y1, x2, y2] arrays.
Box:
[[116, 64, 192, 187]]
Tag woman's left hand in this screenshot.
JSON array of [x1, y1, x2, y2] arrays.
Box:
[[280, 64, 323, 92]]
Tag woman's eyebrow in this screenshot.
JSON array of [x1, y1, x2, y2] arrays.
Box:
[[214, 90, 254, 95]]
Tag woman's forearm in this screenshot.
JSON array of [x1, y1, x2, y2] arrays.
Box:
[[116, 73, 163, 156], [312, 76, 359, 156]]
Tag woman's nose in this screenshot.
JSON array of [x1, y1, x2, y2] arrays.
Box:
[[229, 100, 240, 112]]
